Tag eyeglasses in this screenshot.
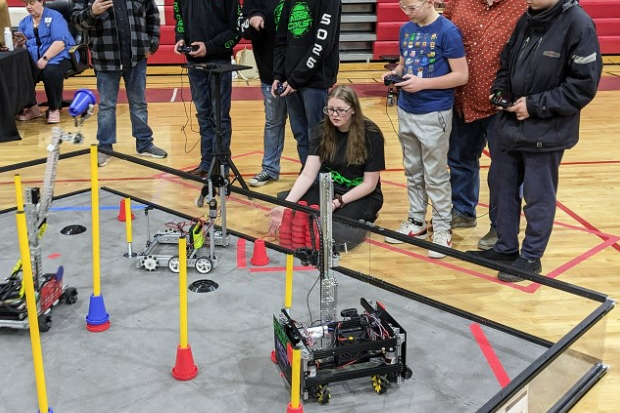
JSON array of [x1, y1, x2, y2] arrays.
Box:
[[323, 107, 352, 116], [400, 1, 427, 13]]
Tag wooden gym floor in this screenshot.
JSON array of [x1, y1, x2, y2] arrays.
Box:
[[1, 61, 619, 413]]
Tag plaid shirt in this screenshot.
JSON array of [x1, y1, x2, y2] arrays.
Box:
[[71, 0, 160, 71]]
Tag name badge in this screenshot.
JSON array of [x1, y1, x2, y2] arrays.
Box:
[[45, 17, 52, 27]]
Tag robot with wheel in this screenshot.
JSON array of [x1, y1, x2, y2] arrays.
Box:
[[273, 174, 412, 404], [136, 198, 219, 274], [0, 126, 85, 332]]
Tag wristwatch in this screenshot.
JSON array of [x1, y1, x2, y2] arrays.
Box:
[[43, 55, 48, 61]]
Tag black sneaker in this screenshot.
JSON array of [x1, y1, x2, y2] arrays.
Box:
[[467, 248, 519, 262], [249, 171, 277, 187], [498, 256, 542, 283]]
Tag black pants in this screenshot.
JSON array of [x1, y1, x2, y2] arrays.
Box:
[[29, 58, 72, 110], [489, 148, 564, 260], [288, 183, 383, 249]]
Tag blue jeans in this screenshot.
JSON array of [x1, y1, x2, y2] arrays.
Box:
[[188, 61, 232, 172], [95, 59, 153, 152], [260, 82, 287, 179], [285, 87, 328, 167], [448, 110, 497, 227]]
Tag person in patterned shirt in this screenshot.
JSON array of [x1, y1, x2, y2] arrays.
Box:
[[443, 0, 526, 250]]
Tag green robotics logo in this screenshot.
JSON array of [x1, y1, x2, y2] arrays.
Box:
[[274, 0, 284, 30], [288, 2, 312, 38]]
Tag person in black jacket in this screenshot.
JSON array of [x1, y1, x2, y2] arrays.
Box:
[[272, 0, 341, 168], [469, 0, 602, 282], [238, 0, 288, 187], [174, 0, 240, 178]]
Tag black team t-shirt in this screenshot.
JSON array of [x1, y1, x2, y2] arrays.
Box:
[[309, 123, 385, 203]]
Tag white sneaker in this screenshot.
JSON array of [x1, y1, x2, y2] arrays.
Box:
[[428, 229, 452, 259], [385, 218, 427, 244]]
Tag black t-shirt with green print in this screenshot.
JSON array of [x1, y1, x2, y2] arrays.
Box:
[[309, 121, 385, 203]]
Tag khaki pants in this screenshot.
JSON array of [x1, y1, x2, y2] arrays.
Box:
[[0, 0, 11, 46]]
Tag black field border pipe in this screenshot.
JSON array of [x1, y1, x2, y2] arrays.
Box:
[[0, 147, 90, 174], [479, 298, 614, 413], [0, 188, 91, 216]]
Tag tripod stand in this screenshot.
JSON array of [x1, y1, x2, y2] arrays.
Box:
[[187, 62, 252, 246]]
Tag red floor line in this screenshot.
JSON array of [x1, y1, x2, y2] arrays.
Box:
[[237, 237, 247, 268], [556, 200, 620, 253], [249, 266, 315, 273], [365, 238, 532, 291], [523, 236, 620, 294], [470, 323, 511, 388]]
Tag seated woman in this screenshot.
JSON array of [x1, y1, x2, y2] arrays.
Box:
[[14, 0, 75, 124], [268, 85, 386, 250]]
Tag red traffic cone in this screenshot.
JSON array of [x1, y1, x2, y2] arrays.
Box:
[[250, 239, 270, 266], [286, 403, 305, 413], [117, 199, 135, 222], [172, 344, 198, 381]]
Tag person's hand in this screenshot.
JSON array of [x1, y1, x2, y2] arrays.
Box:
[[398, 75, 423, 93], [266, 206, 285, 236], [12, 31, 26, 48], [249, 15, 265, 31], [36, 57, 48, 69], [381, 70, 393, 81], [189, 42, 206, 57], [173, 40, 185, 55], [505, 96, 530, 121], [91, 0, 113, 16], [279, 82, 295, 97]]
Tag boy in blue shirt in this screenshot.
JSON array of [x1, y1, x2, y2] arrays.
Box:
[[383, 0, 468, 259]]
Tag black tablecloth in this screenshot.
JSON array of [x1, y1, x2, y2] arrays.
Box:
[[0, 49, 36, 142]]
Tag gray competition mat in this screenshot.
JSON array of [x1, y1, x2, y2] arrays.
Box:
[[0, 191, 548, 413]]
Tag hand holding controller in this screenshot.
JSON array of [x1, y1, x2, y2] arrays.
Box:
[[275, 82, 286, 96], [384, 74, 407, 87], [177, 44, 198, 54], [490, 90, 513, 109]]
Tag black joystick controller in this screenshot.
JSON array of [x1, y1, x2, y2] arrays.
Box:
[[275, 82, 286, 96], [177, 44, 199, 54], [384, 74, 407, 87], [489, 90, 513, 109]]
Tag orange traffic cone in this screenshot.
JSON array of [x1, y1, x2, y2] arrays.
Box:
[[117, 198, 135, 222], [250, 239, 270, 266], [172, 344, 198, 381]]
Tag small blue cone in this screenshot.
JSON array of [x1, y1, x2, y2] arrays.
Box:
[[85, 293, 110, 332]]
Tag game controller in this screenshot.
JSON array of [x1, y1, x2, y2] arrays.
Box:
[[177, 44, 198, 54], [275, 82, 286, 96], [384, 74, 407, 87], [490, 90, 513, 109]]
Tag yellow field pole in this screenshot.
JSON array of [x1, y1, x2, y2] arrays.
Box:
[[15, 211, 51, 413], [14, 174, 24, 212], [179, 236, 188, 348], [123, 197, 136, 258], [287, 348, 304, 412], [85, 145, 110, 332], [284, 254, 294, 311], [90, 145, 101, 297], [172, 235, 198, 380]]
